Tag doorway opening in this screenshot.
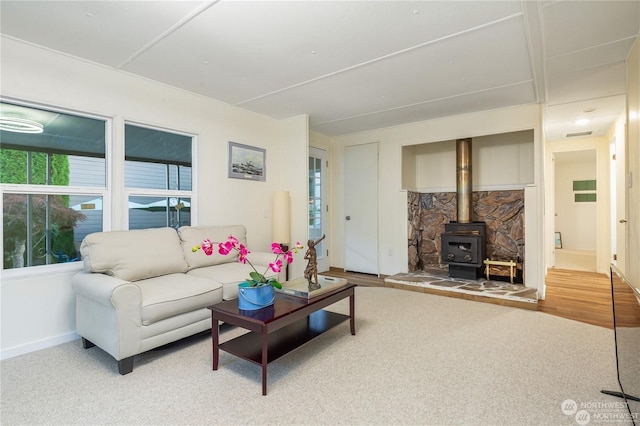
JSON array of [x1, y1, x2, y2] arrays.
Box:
[[553, 150, 597, 272]]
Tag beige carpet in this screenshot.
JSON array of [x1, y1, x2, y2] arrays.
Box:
[[0, 287, 626, 425]]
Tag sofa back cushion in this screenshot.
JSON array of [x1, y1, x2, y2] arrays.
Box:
[[81, 227, 188, 281], [178, 225, 246, 269]]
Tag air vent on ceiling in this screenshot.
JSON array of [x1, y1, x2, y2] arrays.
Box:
[[565, 131, 593, 138]]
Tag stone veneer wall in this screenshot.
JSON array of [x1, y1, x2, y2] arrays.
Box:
[[408, 190, 524, 271]]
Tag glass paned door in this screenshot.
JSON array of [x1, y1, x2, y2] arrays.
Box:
[[309, 147, 328, 272]]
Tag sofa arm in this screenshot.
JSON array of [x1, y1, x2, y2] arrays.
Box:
[[71, 271, 143, 361], [71, 271, 130, 307]]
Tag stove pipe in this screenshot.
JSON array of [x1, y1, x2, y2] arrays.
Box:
[[456, 138, 473, 223]]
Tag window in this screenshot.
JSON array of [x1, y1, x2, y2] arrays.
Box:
[[124, 123, 193, 230], [1, 101, 107, 269], [128, 195, 191, 230], [573, 179, 597, 203]]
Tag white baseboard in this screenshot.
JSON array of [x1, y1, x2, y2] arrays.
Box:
[[1, 332, 80, 361]]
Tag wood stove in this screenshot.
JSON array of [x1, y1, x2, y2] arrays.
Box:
[[441, 222, 486, 279], [440, 138, 486, 279]]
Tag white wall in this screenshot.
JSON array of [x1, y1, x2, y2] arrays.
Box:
[[0, 37, 308, 358], [310, 130, 331, 151], [278, 115, 311, 279], [328, 104, 544, 295], [408, 130, 534, 191]]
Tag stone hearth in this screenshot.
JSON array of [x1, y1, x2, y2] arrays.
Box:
[[385, 267, 537, 310]]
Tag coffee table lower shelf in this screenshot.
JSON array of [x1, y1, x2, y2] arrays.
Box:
[[219, 310, 348, 365]]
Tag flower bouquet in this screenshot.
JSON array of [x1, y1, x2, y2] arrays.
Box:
[[193, 235, 303, 289]]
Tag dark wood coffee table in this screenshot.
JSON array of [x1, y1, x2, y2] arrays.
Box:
[[208, 282, 356, 395]]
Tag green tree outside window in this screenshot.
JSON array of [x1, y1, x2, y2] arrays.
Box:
[[1, 149, 84, 268]]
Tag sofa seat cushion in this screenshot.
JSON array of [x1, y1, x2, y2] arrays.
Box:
[[187, 263, 278, 301], [81, 228, 188, 282], [137, 273, 223, 326]]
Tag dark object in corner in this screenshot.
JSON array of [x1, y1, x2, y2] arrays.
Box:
[[600, 265, 640, 424], [486, 274, 524, 285]]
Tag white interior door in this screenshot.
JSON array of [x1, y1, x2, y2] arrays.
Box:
[[611, 138, 618, 267], [614, 136, 627, 273], [344, 143, 378, 274]]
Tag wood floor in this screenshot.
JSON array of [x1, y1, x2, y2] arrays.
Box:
[[538, 268, 615, 328], [535, 268, 640, 329], [325, 267, 640, 329]]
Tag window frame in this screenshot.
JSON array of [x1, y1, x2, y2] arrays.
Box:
[[2, 101, 199, 274], [572, 179, 597, 203], [123, 120, 196, 230], [1, 98, 111, 275]]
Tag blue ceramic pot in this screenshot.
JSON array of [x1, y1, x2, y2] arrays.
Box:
[[238, 282, 275, 310]]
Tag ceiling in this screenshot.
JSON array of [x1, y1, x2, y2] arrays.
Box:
[[1, 0, 638, 140]]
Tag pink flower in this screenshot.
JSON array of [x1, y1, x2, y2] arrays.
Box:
[[218, 241, 234, 255], [238, 244, 250, 264], [269, 259, 283, 273], [201, 239, 214, 256], [196, 234, 303, 288]]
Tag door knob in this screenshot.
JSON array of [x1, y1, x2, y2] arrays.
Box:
[[345, 216, 351, 220], [619, 219, 627, 223]]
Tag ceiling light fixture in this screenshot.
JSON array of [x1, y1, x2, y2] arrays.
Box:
[[0, 117, 44, 134], [574, 118, 590, 126]]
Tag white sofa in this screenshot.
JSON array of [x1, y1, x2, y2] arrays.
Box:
[[71, 225, 282, 374]]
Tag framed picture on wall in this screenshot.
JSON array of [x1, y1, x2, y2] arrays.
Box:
[[227, 141, 266, 181], [554, 232, 562, 249]]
